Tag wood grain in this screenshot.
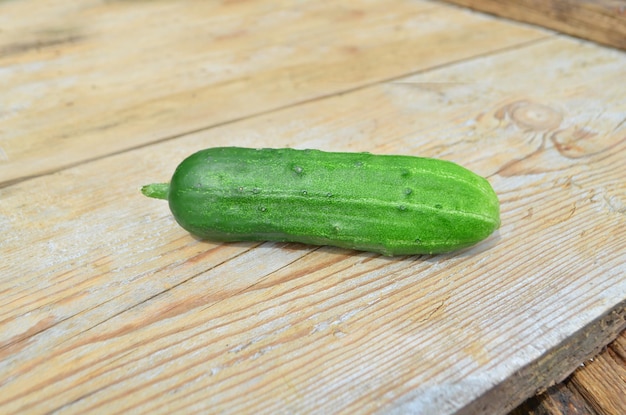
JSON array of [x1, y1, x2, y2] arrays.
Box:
[[0, 0, 549, 187], [512, 383, 599, 414], [512, 330, 626, 415], [441, 0, 626, 50], [569, 338, 626, 415], [1, 27, 625, 414]]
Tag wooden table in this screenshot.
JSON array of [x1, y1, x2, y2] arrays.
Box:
[[1, 1, 625, 414]]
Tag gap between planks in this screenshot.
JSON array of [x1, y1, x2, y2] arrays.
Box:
[[0, 35, 553, 190]]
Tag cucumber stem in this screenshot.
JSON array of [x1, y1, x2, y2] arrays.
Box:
[[141, 183, 169, 200]]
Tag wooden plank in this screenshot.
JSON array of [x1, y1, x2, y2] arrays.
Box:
[[1, 36, 625, 414], [569, 335, 626, 415], [441, 0, 626, 50], [0, 0, 549, 186], [512, 330, 626, 415], [511, 382, 600, 414]]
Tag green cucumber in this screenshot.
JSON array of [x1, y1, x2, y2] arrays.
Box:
[[142, 147, 500, 256]]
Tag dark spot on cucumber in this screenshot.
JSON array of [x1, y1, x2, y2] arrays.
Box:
[[293, 165, 304, 175], [404, 188, 413, 196], [434, 204, 443, 209], [398, 205, 407, 212], [302, 190, 308, 196]]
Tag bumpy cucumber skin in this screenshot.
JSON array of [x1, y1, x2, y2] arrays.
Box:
[[165, 147, 500, 256]]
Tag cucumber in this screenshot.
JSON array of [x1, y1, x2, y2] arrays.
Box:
[[142, 147, 499, 256]]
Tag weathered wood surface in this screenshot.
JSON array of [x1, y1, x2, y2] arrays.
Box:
[[442, 0, 626, 50], [0, 0, 546, 187], [1, 1, 625, 414], [512, 330, 626, 415]]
